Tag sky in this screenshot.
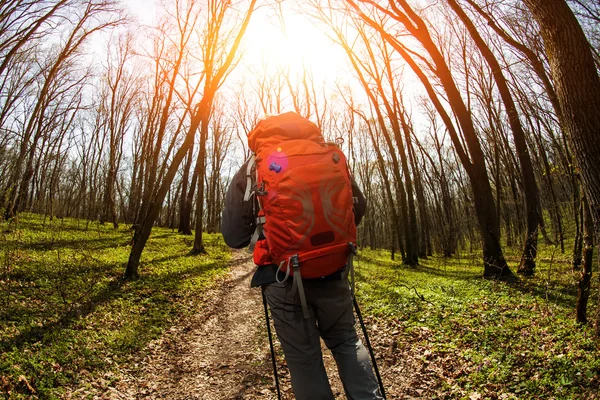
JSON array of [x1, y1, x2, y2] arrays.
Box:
[[118, 0, 356, 165], [118, 0, 427, 147], [122, 0, 350, 83], [125, 0, 157, 25]]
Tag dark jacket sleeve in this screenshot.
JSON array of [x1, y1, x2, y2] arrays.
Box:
[[350, 174, 367, 226], [221, 160, 255, 249]]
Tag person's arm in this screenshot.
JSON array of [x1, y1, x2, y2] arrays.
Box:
[[350, 175, 367, 226], [221, 160, 255, 248]]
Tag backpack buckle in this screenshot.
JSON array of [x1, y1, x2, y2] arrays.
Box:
[[254, 181, 267, 196], [348, 242, 357, 255]]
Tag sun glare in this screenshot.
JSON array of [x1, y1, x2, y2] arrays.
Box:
[[125, 1, 346, 82], [243, 10, 347, 82], [126, 0, 156, 25]]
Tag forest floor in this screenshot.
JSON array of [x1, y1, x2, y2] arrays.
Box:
[[3, 215, 599, 399], [66, 250, 410, 399]]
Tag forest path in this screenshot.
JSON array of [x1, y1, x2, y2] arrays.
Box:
[[96, 249, 356, 399]]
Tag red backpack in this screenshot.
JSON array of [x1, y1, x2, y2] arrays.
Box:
[[244, 112, 357, 281]]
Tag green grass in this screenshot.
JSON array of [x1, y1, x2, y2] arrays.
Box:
[[0, 213, 231, 399], [2, 213, 598, 399], [356, 247, 600, 399]]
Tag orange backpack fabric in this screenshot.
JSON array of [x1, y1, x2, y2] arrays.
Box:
[[247, 112, 356, 279]]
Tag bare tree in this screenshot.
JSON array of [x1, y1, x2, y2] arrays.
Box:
[[0, 0, 72, 77], [99, 33, 140, 229], [314, 7, 419, 264], [340, 0, 514, 279], [190, 0, 258, 255], [465, 0, 574, 255], [1, 0, 124, 219], [445, 0, 541, 275], [416, 103, 459, 257], [126, 0, 257, 277], [522, 0, 600, 332], [576, 195, 594, 323]]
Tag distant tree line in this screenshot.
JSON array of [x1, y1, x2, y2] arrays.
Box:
[[0, 0, 598, 331]]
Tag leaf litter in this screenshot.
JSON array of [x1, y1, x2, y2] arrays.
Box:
[[62, 250, 457, 399]]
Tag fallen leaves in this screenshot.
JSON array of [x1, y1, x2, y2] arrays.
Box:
[[17, 375, 35, 394]]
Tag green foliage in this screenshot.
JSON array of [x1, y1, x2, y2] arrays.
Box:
[[3, 214, 598, 399], [0, 213, 230, 399], [356, 247, 599, 399]]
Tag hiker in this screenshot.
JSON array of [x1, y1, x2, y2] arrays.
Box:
[[221, 112, 383, 400]]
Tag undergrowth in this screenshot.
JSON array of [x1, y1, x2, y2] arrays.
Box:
[[356, 247, 599, 399], [2, 213, 599, 399], [0, 213, 230, 399]]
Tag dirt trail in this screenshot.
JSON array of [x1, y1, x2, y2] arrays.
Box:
[[63, 249, 486, 399], [92, 250, 352, 399]]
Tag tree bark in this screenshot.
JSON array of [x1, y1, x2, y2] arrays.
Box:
[[523, 0, 600, 329], [576, 196, 594, 323], [178, 146, 194, 234], [345, 0, 514, 279], [192, 112, 210, 254]]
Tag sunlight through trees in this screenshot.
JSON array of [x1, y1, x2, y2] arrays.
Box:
[[1, 0, 599, 330]]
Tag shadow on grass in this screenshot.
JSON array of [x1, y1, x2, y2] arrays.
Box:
[[509, 279, 578, 310], [0, 252, 229, 354], [0, 277, 126, 351], [6, 258, 120, 282], [358, 254, 479, 281], [411, 263, 481, 281], [11, 216, 133, 233], [13, 233, 171, 252], [143, 252, 199, 265], [358, 254, 579, 311]]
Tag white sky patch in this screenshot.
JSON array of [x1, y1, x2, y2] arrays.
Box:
[[241, 9, 349, 83], [121, 1, 350, 87], [125, 0, 157, 25]]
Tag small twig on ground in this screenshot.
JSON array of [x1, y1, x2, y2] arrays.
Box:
[[398, 283, 434, 305]]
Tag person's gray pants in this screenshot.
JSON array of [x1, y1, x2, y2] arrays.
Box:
[[263, 277, 383, 400]]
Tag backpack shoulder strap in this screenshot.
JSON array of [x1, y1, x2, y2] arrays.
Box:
[[243, 154, 256, 202], [243, 154, 266, 252]]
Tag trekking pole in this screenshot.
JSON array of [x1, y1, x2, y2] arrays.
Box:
[[261, 287, 282, 400], [353, 295, 387, 399]]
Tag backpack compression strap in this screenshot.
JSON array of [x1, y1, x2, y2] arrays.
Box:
[[289, 255, 310, 319], [243, 154, 267, 252], [342, 243, 358, 297]]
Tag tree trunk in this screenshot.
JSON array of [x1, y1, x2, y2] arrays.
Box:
[[597, 275, 600, 337], [572, 178, 584, 270], [523, 0, 600, 330], [407, 133, 430, 258], [533, 126, 563, 248], [576, 196, 593, 323], [446, 0, 540, 275], [396, 109, 419, 265], [102, 150, 118, 229], [178, 146, 194, 234], [192, 117, 208, 254], [126, 112, 201, 278]]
